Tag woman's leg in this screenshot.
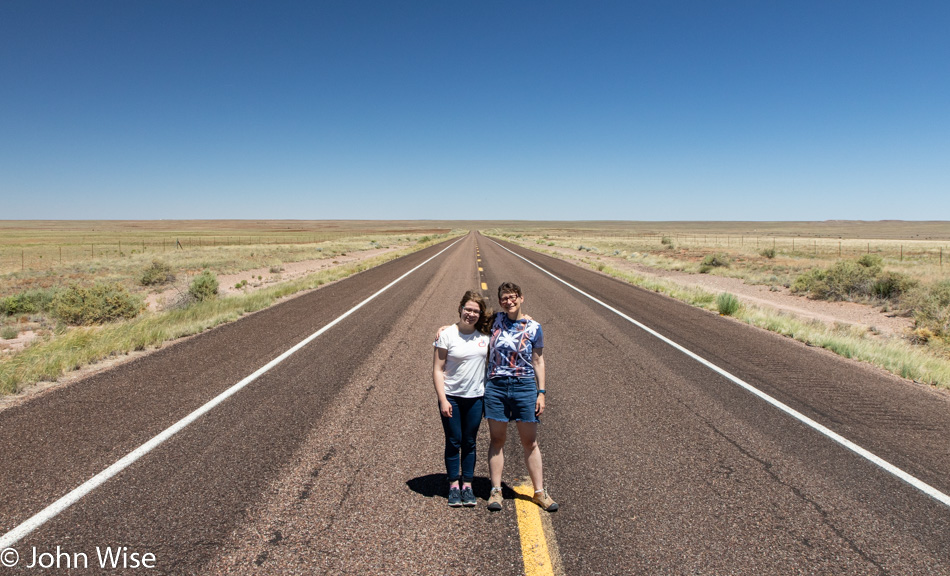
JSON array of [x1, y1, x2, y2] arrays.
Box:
[[440, 396, 462, 486], [487, 419, 508, 489], [459, 397, 483, 486], [516, 420, 543, 491]]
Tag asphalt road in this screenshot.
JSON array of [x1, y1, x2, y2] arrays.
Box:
[[1, 231, 948, 575]]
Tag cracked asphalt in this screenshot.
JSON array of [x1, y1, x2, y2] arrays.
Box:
[[1, 232, 949, 575]]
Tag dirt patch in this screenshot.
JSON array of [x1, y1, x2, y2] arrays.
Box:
[[0, 329, 38, 355]]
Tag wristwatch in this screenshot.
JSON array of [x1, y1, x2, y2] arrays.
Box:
[[537, 389, 546, 394]]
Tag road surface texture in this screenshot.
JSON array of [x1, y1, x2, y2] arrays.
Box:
[[1, 231, 948, 575]]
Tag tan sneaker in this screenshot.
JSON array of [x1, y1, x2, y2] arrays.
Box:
[[533, 489, 559, 512], [487, 487, 504, 511]]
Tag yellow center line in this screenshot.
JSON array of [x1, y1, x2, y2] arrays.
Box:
[[478, 267, 483, 271], [513, 479, 562, 576], [481, 282, 488, 290]]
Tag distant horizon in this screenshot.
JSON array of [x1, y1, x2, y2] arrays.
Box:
[[3, 218, 950, 224], [2, 2, 948, 220]]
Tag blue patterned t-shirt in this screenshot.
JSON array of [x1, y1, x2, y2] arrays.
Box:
[[488, 312, 544, 379]]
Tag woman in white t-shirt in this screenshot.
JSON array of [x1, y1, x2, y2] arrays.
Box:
[[432, 290, 492, 507]]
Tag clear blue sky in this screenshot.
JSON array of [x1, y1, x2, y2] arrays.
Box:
[[1, 1, 948, 221]]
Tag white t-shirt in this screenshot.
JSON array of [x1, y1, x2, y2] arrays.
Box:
[[433, 324, 489, 398]]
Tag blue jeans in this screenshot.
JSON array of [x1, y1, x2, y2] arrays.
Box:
[[440, 395, 484, 482], [484, 377, 539, 423]]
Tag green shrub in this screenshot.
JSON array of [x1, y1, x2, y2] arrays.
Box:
[[1, 325, 18, 339], [699, 253, 730, 274], [792, 260, 877, 300], [189, 271, 219, 301], [871, 271, 917, 299], [903, 280, 950, 337], [857, 254, 883, 268], [760, 248, 776, 259], [51, 282, 144, 325], [717, 292, 741, 316], [0, 288, 57, 316], [702, 253, 730, 268], [140, 260, 175, 286], [791, 270, 827, 297]]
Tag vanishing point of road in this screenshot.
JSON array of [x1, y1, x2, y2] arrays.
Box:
[[1, 232, 949, 575]]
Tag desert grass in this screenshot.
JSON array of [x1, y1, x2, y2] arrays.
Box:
[[0, 230, 452, 295], [499, 241, 950, 390], [0, 234, 456, 395]]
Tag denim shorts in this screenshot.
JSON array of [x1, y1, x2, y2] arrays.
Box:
[[484, 377, 539, 423]]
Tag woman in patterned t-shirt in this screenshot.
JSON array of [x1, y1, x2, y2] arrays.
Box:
[[484, 281, 558, 512]]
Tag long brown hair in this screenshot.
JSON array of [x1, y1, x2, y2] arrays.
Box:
[[458, 290, 494, 335]]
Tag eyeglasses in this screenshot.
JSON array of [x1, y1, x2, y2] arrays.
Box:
[[499, 294, 520, 303]]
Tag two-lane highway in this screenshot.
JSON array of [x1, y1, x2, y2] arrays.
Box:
[[1, 231, 948, 575]]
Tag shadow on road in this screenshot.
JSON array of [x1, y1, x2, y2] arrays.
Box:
[[406, 474, 507, 501]]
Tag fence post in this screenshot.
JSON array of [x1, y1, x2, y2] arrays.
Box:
[[900, 245, 903, 261]]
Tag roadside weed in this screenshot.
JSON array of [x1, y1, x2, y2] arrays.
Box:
[[717, 293, 741, 316]]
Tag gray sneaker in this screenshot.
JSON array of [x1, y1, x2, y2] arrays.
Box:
[[460, 486, 476, 507], [487, 487, 503, 511], [447, 487, 462, 507]]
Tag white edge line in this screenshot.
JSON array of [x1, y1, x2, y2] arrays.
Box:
[[493, 239, 950, 508], [0, 237, 463, 549]]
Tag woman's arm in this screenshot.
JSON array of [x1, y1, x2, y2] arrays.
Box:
[[532, 347, 545, 416], [433, 346, 452, 417]]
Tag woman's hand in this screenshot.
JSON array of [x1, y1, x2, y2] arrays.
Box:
[[535, 392, 545, 416], [440, 398, 453, 417]]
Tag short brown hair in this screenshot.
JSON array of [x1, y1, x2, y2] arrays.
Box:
[[497, 282, 522, 300]]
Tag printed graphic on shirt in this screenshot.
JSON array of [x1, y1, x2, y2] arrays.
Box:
[[488, 313, 543, 379]]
